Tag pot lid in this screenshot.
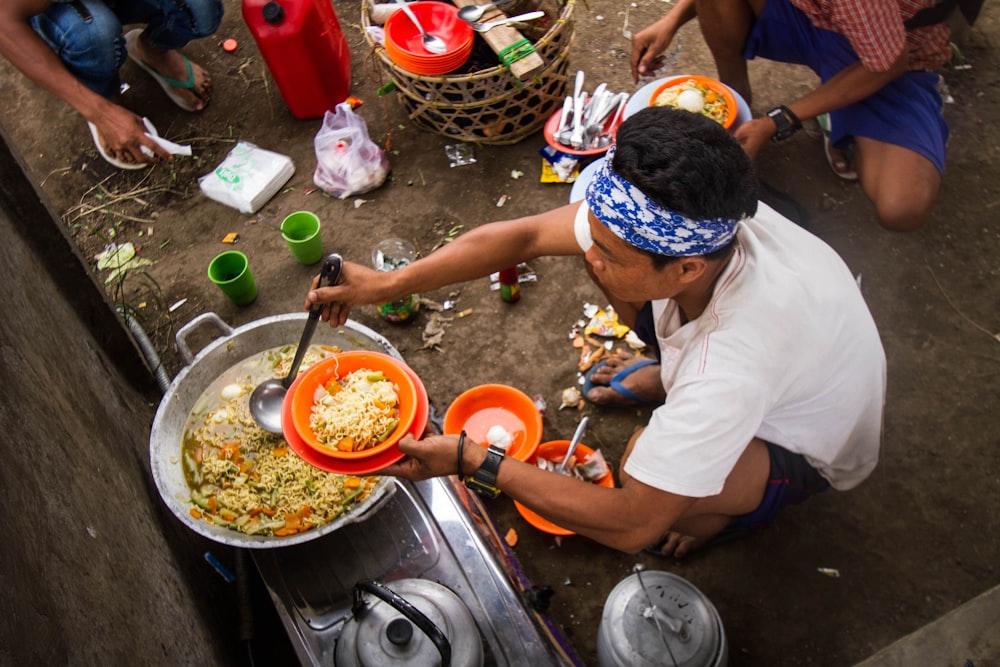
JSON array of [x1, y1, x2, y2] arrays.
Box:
[[335, 578, 484, 667], [598, 569, 726, 667]]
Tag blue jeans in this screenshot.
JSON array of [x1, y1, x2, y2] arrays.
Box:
[[30, 0, 223, 98]]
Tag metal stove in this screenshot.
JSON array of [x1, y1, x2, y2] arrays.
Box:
[[252, 475, 583, 666]]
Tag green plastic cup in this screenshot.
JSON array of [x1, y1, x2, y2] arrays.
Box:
[[208, 251, 258, 306], [280, 211, 323, 265]]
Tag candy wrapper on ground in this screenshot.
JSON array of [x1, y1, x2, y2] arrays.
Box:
[[313, 102, 389, 198], [584, 306, 630, 338]]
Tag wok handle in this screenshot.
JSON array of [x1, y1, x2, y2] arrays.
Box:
[[175, 312, 235, 366], [351, 580, 452, 667]]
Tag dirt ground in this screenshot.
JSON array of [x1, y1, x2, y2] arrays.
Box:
[[3, 0, 998, 665]]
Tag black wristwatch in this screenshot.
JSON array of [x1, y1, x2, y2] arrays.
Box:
[[767, 105, 802, 143], [464, 444, 505, 498]]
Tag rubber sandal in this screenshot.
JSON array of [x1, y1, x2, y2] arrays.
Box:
[[817, 113, 858, 181], [582, 357, 661, 408], [88, 122, 147, 170], [124, 28, 202, 112]]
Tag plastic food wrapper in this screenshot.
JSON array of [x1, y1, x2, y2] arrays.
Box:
[[313, 102, 390, 199], [538, 145, 579, 183], [198, 141, 295, 214], [584, 306, 631, 338], [446, 144, 476, 167]]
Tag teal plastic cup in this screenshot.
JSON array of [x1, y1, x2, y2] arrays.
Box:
[[281, 211, 323, 265], [208, 251, 258, 306]]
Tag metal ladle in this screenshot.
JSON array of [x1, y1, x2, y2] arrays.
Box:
[[248, 253, 343, 433], [457, 0, 511, 24], [394, 0, 448, 54], [470, 10, 545, 32]]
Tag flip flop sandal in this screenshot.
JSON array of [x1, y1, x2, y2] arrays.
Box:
[[817, 113, 858, 181], [582, 357, 661, 408], [88, 122, 147, 170], [124, 29, 202, 112]]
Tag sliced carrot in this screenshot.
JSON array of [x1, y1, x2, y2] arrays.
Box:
[[208, 497, 218, 513], [190, 507, 203, 519], [273, 447, 289, 457], [344, 476, 362, 489], [504, 528, 518, 547], [705, 91, 719, 103], [337, 437, 356, 452], [274, 527, 298, 536]]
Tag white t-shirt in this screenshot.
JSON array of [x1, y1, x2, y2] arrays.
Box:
[[575, 201, 886, 495]]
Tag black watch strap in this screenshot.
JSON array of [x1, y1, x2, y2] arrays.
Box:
[[464, 444, 505, 498], [767, 105, 802, 142]]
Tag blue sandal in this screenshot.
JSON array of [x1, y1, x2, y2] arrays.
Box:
[[582, 358, 661, 407]]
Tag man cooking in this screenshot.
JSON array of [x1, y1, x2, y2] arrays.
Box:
[[306, 106, 886, 557]]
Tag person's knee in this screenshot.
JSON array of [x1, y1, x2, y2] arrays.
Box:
[[31, 2, 124, 88], [182, 0, 225, 38], [873, 190, 936, 232]]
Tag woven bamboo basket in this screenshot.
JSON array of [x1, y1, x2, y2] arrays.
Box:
[[362, 0, 575, 144]]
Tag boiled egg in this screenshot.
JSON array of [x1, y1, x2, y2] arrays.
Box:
[[677, 88, 705, 113], [486, 425, 513, 451]]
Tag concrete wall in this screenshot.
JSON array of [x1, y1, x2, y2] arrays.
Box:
[[0, 128, 237, 665]]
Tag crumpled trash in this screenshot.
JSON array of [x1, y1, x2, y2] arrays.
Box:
[[95, 242, 153, 284]]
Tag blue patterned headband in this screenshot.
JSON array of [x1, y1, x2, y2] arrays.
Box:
[[584, 146, 740, 257]]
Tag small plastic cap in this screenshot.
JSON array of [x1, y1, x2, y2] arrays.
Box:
[[262, 2, 285, 24], [222, 38, 238, 52]]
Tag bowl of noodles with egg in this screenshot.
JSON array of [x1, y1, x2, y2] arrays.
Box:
[[288, 351, 419, 460], [649, 75, 737, 129]]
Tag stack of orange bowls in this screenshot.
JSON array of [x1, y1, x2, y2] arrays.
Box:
[[384, 2, 474, 76]]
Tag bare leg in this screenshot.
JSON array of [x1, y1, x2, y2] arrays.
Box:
[[854, 136, 941, 232], [621, 429, 771, 557], [694, 0, 762, 104]]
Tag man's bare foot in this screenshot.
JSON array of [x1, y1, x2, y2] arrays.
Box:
[[647, 531, 702, 558], [584, 352, 666, 406], [130, 31, 212, 110]]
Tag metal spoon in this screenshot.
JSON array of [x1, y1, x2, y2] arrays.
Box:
[[457, 0, 510, 24], [248, 253, 343, 433], [394, 0, 448, 54], [470, 10, 546, 32], [556, 416, 589, 474]]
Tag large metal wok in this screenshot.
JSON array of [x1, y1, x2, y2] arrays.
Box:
[[150, 312, 402, 548]]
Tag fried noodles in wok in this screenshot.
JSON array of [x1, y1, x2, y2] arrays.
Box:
[[181, 345, 379, 537]]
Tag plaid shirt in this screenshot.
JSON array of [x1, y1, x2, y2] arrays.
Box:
[[789, 0, 953, 71]]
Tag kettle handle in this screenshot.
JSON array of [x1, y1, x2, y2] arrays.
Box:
[[352, 580, 452, 667]]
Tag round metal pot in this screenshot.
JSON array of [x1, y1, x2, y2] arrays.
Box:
[[335, 579, 484, 667], [597, 570, 727, 667], [150, 312, 404, 549]]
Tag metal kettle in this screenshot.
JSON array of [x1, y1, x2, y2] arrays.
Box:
[[335, 579, 485, 666]]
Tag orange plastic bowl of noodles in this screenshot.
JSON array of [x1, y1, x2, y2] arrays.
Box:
[[649, 75, 738, 129], [288, 351, 419, 459]]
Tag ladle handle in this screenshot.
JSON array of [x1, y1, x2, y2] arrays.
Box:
[[282, 254, 343, 389], [394, 0, 428, 36]]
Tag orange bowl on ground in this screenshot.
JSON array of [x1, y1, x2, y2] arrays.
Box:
[[514, 440, 615, 536], [288, 351, 418, 459], [542, 106, 623, 157], [443, 384, 542, 462], [648, 75, 738, 129]]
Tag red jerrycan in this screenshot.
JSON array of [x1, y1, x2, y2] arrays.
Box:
[[242, 0, 352, 120]]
